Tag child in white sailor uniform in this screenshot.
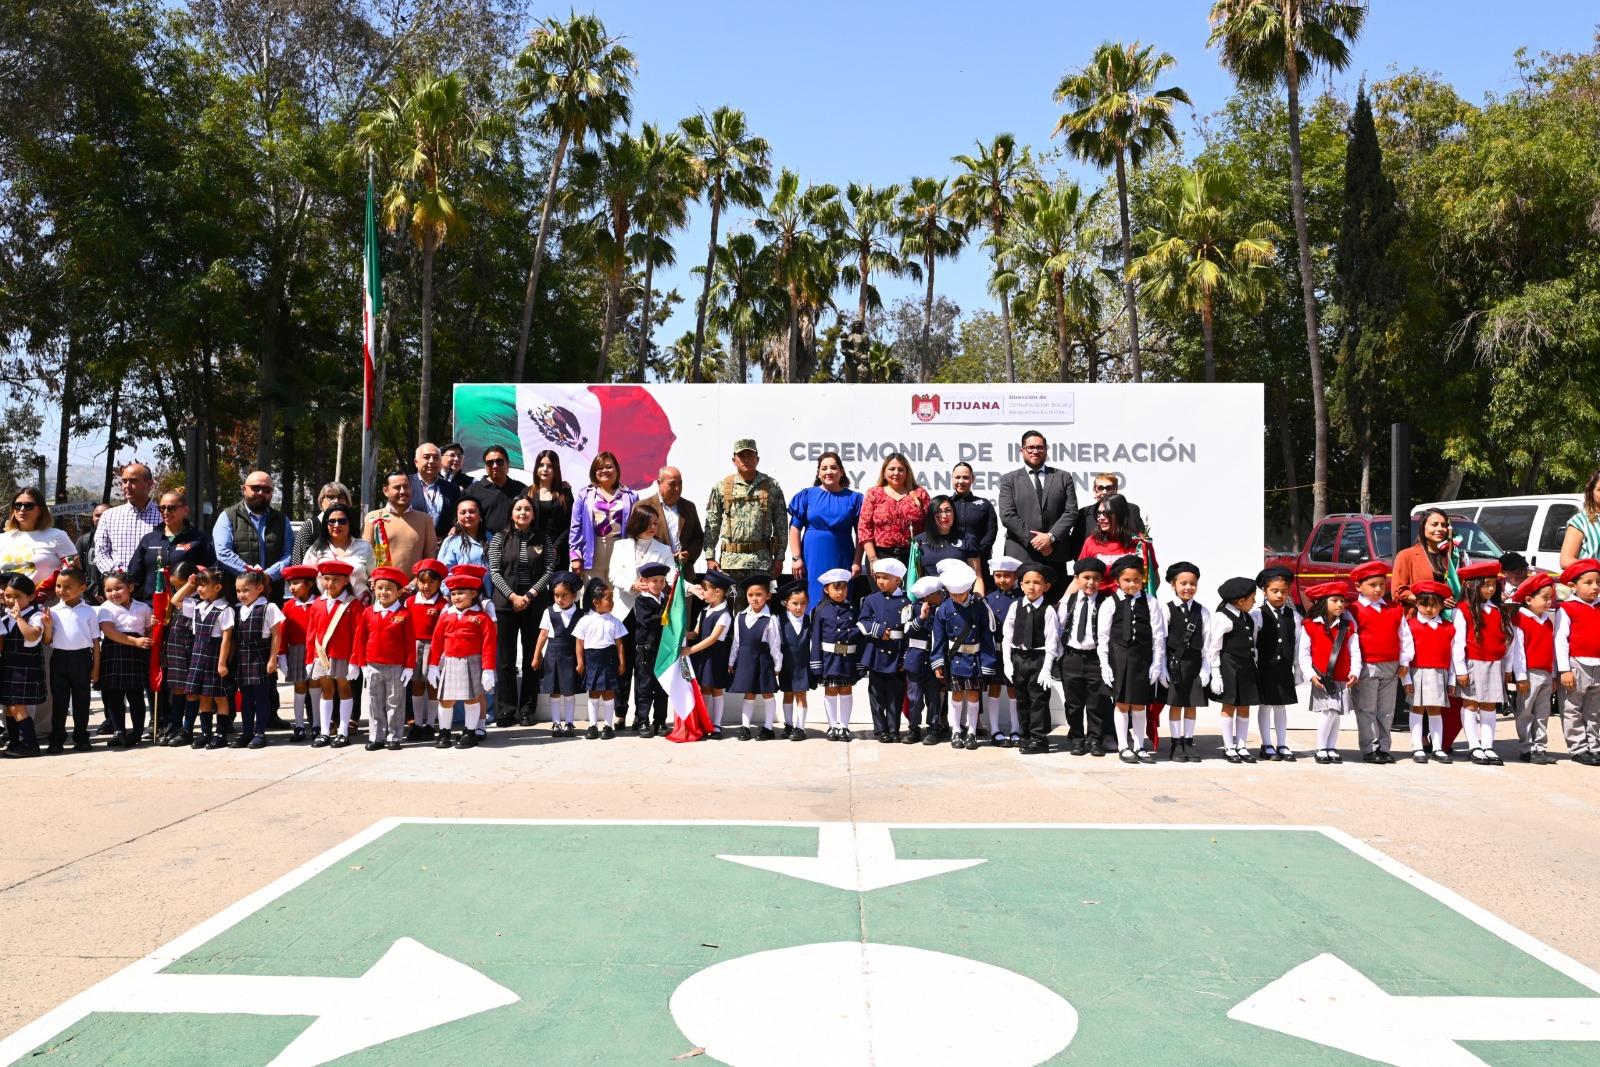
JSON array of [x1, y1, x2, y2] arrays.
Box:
[[1400, 579, 1454, 763], [1452, 559, 1523, 766], [810, 568, 859, 741], [96, 571, 153, 748], [904, 576, 944, 745], [1251, 566, 1301, 761], [46, 568, 99, 753], [532, 572, 585, 737], [1160, 561, 1209, 762], [731, 575, 784, 740], [574, 580, 627, 739], [984, 557, 1023, 746], [1556, 558, 1600, 765], [1206, 576, 1260, 764], [1298, 580, 1362, 764], [686, 571, 735, 737], [1096, 555, 1167, 764], [774, 579, 813, 740], [931, 561, 996, 751], [1510, 573, 1558, 765]]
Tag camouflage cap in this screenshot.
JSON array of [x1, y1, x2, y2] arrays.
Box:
[[732, 438, 759, 454]]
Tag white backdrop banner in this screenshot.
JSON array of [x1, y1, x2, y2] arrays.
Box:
[[453, 383, 1264, 592]]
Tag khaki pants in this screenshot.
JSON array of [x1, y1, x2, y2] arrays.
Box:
[[1353, 660, 1399, 754]]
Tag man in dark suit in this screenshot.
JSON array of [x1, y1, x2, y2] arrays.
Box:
[[634, 465, 705, 580], [410, 442, 462, 537], [1062, 472, 1144, 562], [997, 431, 1078, 603], [440, 442, 475, 493]]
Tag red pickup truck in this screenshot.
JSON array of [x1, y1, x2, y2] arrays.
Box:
[[1263, 512, 1506, 609]]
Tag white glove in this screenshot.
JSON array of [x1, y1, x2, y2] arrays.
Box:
[[1100, 668, 1114, 688], [1149, 663, 1164, 686], [346, 661, 362, 681], [1209, 674, 1225, 696], [275, 655, 287, 676], [480, 669, 495, 692], [1199, 668, 1211, 688], [400, 668, 413, 686], [362, 665, 379, 685], [427, 665, 441, 689]]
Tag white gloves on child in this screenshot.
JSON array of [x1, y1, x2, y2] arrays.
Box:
[[1209, 674, 1226, 696], [480, 669, 495, 692], [427, 665, 441, 689], [400, 668, 413, 686], [345, 662, 361, 681], [362, 665, 379, 685]]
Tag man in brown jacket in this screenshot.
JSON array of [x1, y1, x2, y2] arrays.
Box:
[[634, 466, 705, 582], [362, 472, 440, 575]]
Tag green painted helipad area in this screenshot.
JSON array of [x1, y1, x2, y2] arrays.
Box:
[[5, 821, 1599, 1066]]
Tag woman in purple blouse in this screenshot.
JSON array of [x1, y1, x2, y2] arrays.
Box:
[[568, 451, 638, 580]]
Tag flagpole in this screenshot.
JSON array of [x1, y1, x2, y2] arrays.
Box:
[[359, 148, 377, 525]]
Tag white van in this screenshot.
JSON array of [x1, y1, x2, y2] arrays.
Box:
[[1411, 494, 1582, 571]]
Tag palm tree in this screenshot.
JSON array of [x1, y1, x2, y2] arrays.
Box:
[[697, 231, 779, 383], [839, 182, 916, 384], [989, 180, 1104, 381], [1130, 167, 1280, 382], [1054, 40, 1191, 384], [568, 133, 647, 378], [680, 107, 771, 383], [630, 123, 697, 383], [897, 176, 967, 383], [512, 12, 635, 382], [358, 70, 496, 442], [865, 340, 902, 383], [950, 134, 1036, 382], [754, 169, 841, 382], [1209, 0, 1366, 523]]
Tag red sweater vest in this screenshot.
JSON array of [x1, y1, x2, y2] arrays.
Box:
[[407, 594, 445, 643], [427, 608, 498, 669], [1407, 618, 1453, 670], [1462, 606, 1508, 662], [1353, 599, 1404, 663], [1560, 599, 1600, 659], [1516, 610, 1555, 672], [1303, 618, 1354, 679], [281, 597, 311, 647], [352, 604, 416, 669], [304, 594, 360, 663]]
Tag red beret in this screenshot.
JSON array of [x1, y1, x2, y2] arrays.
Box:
[[370, 566, 408, 588], [1306, 580, 1354, 601], [1350, 561, 1390, 583], [1511, 573, 1555, 603], [412, 558, 446, 578], [1409, 580, 1452, 599], [444, 573, 481, 591], [1560, 559, 1600, 585], [282, 565, 317, 581], [450, 563, 488, 580], [315, 559, 355, 577], [1456, 560, 1501, 581]]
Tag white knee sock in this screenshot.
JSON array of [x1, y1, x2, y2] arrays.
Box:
[[993, 693, 1015, 734], [464, 702, 482, 731], [741, 700, 754, 728], [1130, 709, 1147, 751], [793, 698, 808, 730], [1220, 714, 1235, 748], [1428, 712, 1444, 750], [709, 693, 724, 728], [1114, 709, 1131, 750], [1319, 710, 1340, 751], [588, 696, 600, 724], [1272, 705, 1288, 748], [603, 697, 615, 725], [1256, 705, 1270, 746], [781, 699, 795, 727], [567, 695, 580, 724], [337, 698, 353, 736], [1478, 709, 1497, 746], [1235, 712, 1250, 749], [317, 696, 332, 735], [1409, 711, 1425, 750], [839, 692, 854, 727], [761, 697, 775, 729], [1185, 715, 1198, 739], [1461, 709, 1480, 749], [822, 693, 838, 729], [292, 691, 307, 727]]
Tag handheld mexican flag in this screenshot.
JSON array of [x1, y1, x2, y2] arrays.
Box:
[[362, 154, 382, 432], [148, 555, 168, 695], [906, 536, 923, 600], [661, 575, 713, 743], [1137, 524, 1160, 598]]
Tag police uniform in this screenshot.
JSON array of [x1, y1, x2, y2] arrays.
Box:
[[704, 440, 786, 611], [858, 559, 908, 741]]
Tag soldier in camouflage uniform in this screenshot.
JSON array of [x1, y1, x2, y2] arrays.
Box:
[[704, 439, 788, 612]]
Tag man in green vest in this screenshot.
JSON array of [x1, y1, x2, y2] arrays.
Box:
[[704, 439, 787, 611], [213, 471, 292, 599]]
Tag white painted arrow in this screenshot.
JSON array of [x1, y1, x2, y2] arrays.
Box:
[[717, 822, 984, 892], [1229, 953, 1600, 1066], [76, 937, 518, 1067]]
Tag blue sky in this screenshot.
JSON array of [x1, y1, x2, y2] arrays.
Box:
[[596, 0, 1596, 358]]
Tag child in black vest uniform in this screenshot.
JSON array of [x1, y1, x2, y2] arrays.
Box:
[[1160, 561, 1209, 762], [1251, 566, 1301, 761], [228, 571, 284, 749], [1001, 564, 1055, 754], [532, 572, 585, 737], [984, 558, 1023, 746], [630, 562, 671, 737], [1207, 576, 1261, 764], [774, 579, 813, 740], [686, 571, 735, 737], [1097, 555, 1166, 764], [1051, 558, 1106, 756], [46, 567, 99, 753], [1, 574, 48, 757]]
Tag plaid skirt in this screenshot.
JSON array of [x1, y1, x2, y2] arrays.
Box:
[[310, 656, 350, 682], [1408, 667, 1451, 708], [1308, 680, 1349, 714], [438, 654, 484, 702], [100, 638, 149, 692], [284, 643, 307, 685], [1459, 659, 1506, 705], [0, 646, 46, 707], [186, 629, 229, 698], [163, 616, 194, 690]]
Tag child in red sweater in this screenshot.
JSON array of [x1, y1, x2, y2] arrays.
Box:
[[406, 559, 446, 740], [305, 558, 361, 748], [280, 565, 317, 741], [1511, 573, 1557, 765], [1350, 561, 1405, 764], [427, 572, 498, 749], [353, 566, 416, 751], [1400, 580, 1454, 763], [1452, 560, 1522, 766]]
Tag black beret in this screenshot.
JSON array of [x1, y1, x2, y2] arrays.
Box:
[[1219, 576, 1257, 602], [740, 574, 773, 592], [1110, 554, 1144, 576], [1256, 565, 1293, 588], [700, 570, 734, 591], [1164, 560, 1200, 584], [1074, 557, 1107, 575]]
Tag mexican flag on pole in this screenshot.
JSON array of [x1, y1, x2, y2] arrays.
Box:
[[661, 575, 713, 743], [362, 157, 382, 431]]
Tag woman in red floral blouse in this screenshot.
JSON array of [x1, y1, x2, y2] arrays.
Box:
[[857, 453, 931, 567]]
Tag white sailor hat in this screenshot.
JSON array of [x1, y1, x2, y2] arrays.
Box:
[[871, 557, 907, 579]]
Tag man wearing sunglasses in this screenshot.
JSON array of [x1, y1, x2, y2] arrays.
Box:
[[214, 471, 292, 598], [462, 446, 528, 535], [1062, 472, 1145, 562], [92, 463, 161, 576]]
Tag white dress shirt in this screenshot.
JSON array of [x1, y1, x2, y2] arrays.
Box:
[[728, 605, 783, 667], [1001, 596, 1060, 683], [1554, 597, 1600, 672], [1451, 605, 1524, 680], [1297, 617, 1363, 683], [1095, 590, 1168, 687], [48, 601, 100, 651]]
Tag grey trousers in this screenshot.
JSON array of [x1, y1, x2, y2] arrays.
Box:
[[1353, 660, 1399, 753], [1561, 661, 1600, 757], [365, 664, 407, 743], [1517, 669, 1555, 754]]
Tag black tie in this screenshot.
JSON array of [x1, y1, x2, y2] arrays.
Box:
[[1075, 594, 1088, 643], [1032, 469, 1046, 513]]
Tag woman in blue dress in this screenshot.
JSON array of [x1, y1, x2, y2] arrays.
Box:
[[786, 451, 864, 604]]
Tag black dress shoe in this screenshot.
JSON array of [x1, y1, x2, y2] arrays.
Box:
[[921, 730, 940, 746], [247, 735, 266, 750], [1137, 749, 1156, 764], [790, 728, 805, 741], [758, 727, 775, 741], [586, 725, 600, 739], [1225, 749, 1242, 764], [386, 740, 402, 751], [1070, 739, 1088, 756], [435, 730, 453, 749], [737, 726, 752, 741], [1239, 747, 1257, 764], [311, 734, 330, 748], [1362, 751, 1382, 764], [455, 731, 478, 749], [963, 733, 978, 750], [905, 726, 921, 743], [1532, 750, 1557, 765], [1314, 752, 1332, 765], [1573, 751, 1599, 766], [330, 734, 349, 748]]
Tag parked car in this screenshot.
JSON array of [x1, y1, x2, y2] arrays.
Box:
[[1411, 494, 1580, 573], [1263, 512, 1505, 610]]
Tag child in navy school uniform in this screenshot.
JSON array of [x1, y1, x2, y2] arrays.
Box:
[[96, 570, 153, 748], [984, 557, 1023, 747], [810, 568, 859, 741], [731, 574, 783, 740], [228, 570, 284, 750], [859, 558, 909, 743], [1097, 554, 1167, 764], [685, 571, 735, 737], [904, 576, 944, 745], [1158, 562, 1208, 762], [531, 572, 585, 738], [931, 561, 996, 751], [574, 579, 627, 738], [1206, 576, 1261, 764], [1251, 566, 1301, 762], [774, 579, 813, 740], [175, 566, 234, 750], [630, 562, 671, 738], [157, 561, 198, 746], [1, 574, 48, 758], [1049, 558, 1106, 756]]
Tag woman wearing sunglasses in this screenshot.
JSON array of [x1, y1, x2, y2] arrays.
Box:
[[301, 504, 376, 601], [126, 489, 215, 603], [0, 488, 79, 594]]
